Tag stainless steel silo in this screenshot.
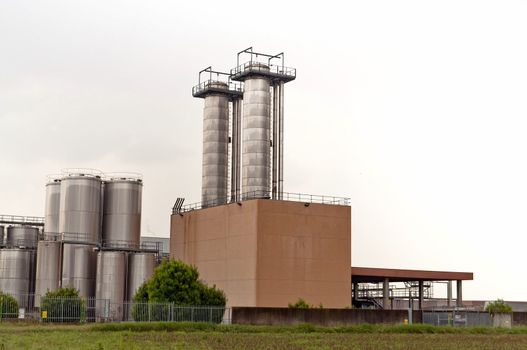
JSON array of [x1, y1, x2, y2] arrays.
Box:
[[95, 251, 126, 321], [61, 243, 97, 299], [0, 248, 35, 307], [102, 179, 142, 249], [44, 180, 61, 236], [0, 226, 4, 246], [127, 252, 156, 301], [59, 175, 102, 244], [5, 226, 39, 248], [34, 240, 62, 306], [242, 64, 271, 198], [202, 82, 230, 206]]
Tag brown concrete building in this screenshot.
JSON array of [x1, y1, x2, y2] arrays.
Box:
[[171, 199, 351, 308]]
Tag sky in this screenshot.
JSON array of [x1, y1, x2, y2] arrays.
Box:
[[1, 0, 527, 301]]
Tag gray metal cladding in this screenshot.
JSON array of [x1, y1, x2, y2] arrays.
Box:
[[242, 74, 271, 197], [0, 249, 35, 305], [61, 243, 97, 299], [127, 252, 156, 301], [96, 251, 126, 321], [6, 226, 39, 248], [59, 176, 102, 244], [44, 181, 61, 234], [102, 180, 142, 248], [202, 83, 230, 205], [34, 240, 62, 306]]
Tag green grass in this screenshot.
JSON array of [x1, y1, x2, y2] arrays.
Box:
[[1, 323, 527, 349]]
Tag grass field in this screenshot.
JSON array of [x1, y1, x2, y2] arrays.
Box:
[[1, 323, 527, 349]]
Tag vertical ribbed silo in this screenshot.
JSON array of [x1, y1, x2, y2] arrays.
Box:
[[5, 226, 39, 248], [44, 180, 61, 236], [59, 174, 102, 244], [34, 240, 62, 305], [95, 251, 126, 321], [241, 63, 271, 198], [61, 243, 97, 299], [201, 82, 230, 206], [127, 252, 156, 301], [102, 178, 143, 249], [0, 248, 35, 307]]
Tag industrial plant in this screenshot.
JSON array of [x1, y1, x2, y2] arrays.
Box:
[[0, 47, 480, 324], [0, 169, 161, 321]]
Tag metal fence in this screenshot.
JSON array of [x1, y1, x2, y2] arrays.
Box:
[[422, 309, 492, 327], [0, 294, 230, 324]]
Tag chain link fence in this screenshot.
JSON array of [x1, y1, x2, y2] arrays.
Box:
[[422, 309, 492, 327], [0, 293, 230, 324]]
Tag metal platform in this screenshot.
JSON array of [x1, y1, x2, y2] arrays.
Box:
[[0, 215, 44, 227], [192, 80, 243, 99], [230, 61, 296, 83]]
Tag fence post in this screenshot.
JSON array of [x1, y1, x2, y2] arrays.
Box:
[[210, 307, 212, 323], [191, 307, 194, 322]]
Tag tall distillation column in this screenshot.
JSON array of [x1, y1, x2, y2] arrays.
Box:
[[192, 67, 243, 205], [230, 48, 296, 200]]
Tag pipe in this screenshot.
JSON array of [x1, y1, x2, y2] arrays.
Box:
[[278, 81, 285, 199], [272, 84, 279, 199], [231, 100, 238, 202]]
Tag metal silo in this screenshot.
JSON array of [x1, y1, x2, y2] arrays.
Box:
[[0, 226, 4, 246], [59, 174, 102, 244], [102, 177, 143, 249], [201, 82, 230, 205], [44, 180, 61, 236], [34, 240, 62, 306], [241, 63, 271, 198], [61, 243, 97, 299], [0, 248, 35, 307], [5, 226, 39, 248], [127, 252, 156, 301], [95, 251, 126, 321]]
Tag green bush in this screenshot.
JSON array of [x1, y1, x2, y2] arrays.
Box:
[[0, 291, 19, 319], [132, 259, 227, 323], [288, 298, 312, 309], [485, 299, 513, 315], [40, 287, 86, 323]]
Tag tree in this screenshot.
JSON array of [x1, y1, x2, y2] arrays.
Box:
[[485, 299, 512, 315], [0, 291, 19, 319], [288, 298, 312, 309], [40, 287, 86, 323], [132, 259, 226, 322]]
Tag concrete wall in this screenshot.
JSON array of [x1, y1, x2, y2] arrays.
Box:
[[232, 307, 421, 326], [171, 199, 351, 308]]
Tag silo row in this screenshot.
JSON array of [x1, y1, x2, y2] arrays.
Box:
[[0, 225, 39, 308], [30, 171, 158, 318]]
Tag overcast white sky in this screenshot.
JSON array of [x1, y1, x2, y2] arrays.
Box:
[[1, 0, 527, 301]]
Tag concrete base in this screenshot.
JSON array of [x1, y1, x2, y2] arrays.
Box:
[[171, 199, 351, 308]]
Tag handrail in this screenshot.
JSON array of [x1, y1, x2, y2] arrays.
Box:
[[175, 191, 350, 214], [230, 61, 296, 78], [0, 215, 45, 226], [192, 80, 243, 96]]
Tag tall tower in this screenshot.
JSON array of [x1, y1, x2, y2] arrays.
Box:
[[230, 48, 296, 199], [192, 68, 243, 205]]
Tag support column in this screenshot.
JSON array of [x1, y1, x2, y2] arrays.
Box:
[[383, 278, 389, 309], [352, 282, 358, 306], [456, 280, 463, 307], [447, 280, 452, 307], [418, 281, 424, 310]]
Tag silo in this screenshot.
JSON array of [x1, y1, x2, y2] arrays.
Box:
[[34, 240, 62, 306], [44, 180, 61, 236], [5, 226, 39, 248], [201, 82, 230, 205], [0, 248, 35, 307], [59, 174, 102, 244], [127, 252, 156, 301], [95, 251, 126, 321], [0, 226, 4, 246], [242, 63, 271, 198], [61, 243, 97, 299], [102, 178, 142, 249]]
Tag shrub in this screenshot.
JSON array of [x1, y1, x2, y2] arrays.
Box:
[[132, 259, 227, 323], [288, 298, 312, 309], [485, 299, 513, 315], [40, 287, 86, 323], [0, 291, 19, 319]]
